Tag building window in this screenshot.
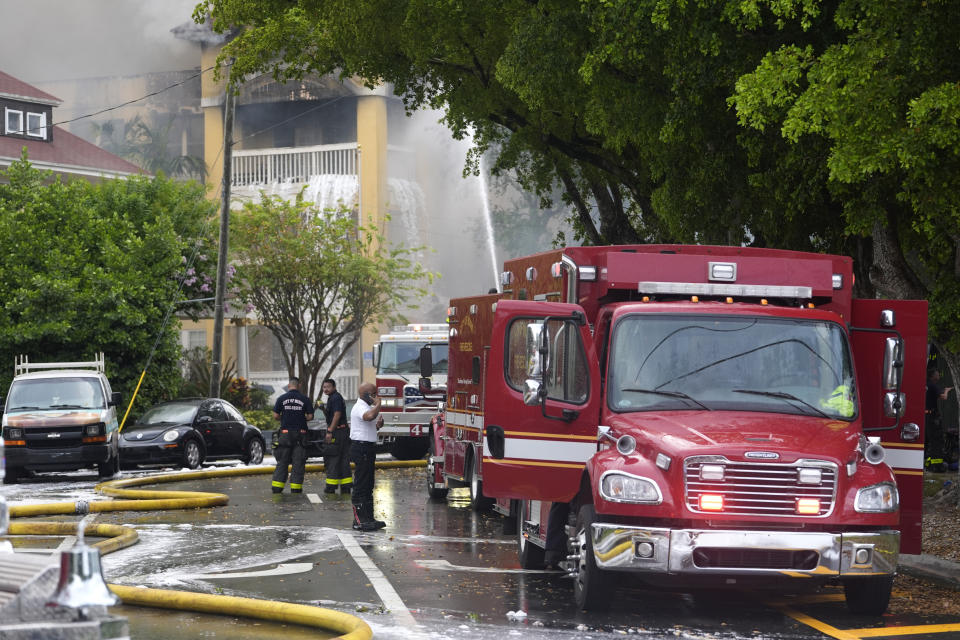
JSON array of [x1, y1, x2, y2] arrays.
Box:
[[248, 326, 289, 373], [5, 109, 23, 135], [26, 112, 45, 138], [185, 329, 207, 350]]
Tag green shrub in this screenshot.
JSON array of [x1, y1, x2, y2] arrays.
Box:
[[243, 409, 274, 430]]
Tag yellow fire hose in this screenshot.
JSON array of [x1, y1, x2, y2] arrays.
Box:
[[4, 459, 428, 639]]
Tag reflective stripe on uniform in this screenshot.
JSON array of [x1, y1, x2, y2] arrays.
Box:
[[272, 480, 285, 488], [290, 483, 303, 490], [325, 477, 353, 486]]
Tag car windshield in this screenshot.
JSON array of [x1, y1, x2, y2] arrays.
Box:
[[608, 314, 857, 420], [135, 402, 199, 426], [6, 377, 104, 411], [378, 342, 448, 375]]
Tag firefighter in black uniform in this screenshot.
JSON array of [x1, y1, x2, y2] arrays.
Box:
[[271, 377, 314, 494], [321, 378, 352, 494]]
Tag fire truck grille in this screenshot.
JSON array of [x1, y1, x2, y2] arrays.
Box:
[[692, 547, 820, 570], [684, 458, 837, 517]]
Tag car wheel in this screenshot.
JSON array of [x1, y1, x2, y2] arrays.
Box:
[[518, 505, 545, 569], [843, 575, 893, 615], [243, 438, 265, 465], [572, 503, 612, 611], [182, 439, 203, 469]]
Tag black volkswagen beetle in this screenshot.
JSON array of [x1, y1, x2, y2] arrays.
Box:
[[120, 398, 265, 469]]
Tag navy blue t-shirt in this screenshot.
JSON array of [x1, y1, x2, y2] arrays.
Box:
[[324, 390, 346, 429], [273, 389, 313, 429]]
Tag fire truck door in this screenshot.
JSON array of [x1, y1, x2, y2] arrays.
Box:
[[850, 298, 927, 554], [482, 300, 601, 502]]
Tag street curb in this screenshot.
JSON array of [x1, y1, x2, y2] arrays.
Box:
[[898, 554, 960, 589]]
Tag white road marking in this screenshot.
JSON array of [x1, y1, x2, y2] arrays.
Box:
[[196, 562, 315, 580], [336, 532, 417, 628], [307, 493, 322, 504], [416, 559, 560, 574]]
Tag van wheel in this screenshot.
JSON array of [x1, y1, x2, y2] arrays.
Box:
[[2, 468, 21, 484], [98, 451, 119, 479], [465, 453, 492, 511], [517, 506, 545, 569], [572, 504, 611, 611], [182, 439, 203, 469], [843, 575, 893, 615]]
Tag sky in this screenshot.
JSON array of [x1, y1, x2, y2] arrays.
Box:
[[0, 0, 200, 84]]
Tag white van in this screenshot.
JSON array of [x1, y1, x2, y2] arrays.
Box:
[[1, 354, 121, 482]]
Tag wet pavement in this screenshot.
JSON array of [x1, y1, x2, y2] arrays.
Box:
[[4, 461, 960, 639]]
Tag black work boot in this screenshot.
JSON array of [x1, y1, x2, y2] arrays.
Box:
[[352, 503, 380, 531], [324, 485, 337, 494], [364, 502, 386, 530], [272, 486, 283, 494]]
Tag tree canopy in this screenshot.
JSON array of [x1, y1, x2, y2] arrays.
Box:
[[0, 153, 218, 413], [230, 192, 434, 399], [197, 0, 960, 373]]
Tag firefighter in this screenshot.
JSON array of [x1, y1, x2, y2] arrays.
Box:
[[271, 377, 314, 494], [321, 378, 351, 494]]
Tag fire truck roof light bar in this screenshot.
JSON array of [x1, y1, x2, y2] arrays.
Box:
[[636, 281, 813, 300]]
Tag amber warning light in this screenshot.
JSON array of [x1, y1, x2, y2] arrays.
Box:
[[699, 494, 724, 511], [796, 498, 821, 515]]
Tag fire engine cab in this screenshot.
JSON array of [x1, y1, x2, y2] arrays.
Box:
[[427, 245, 926, 614], [373, 323, 448, 460]]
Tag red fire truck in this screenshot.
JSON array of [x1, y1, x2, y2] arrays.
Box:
[[373, 323, 448, 460], [427, 245, 926, 614]]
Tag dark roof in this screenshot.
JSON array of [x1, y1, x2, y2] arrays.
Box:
[[0, 126, 143, 177], [0, 70, 60, 105]]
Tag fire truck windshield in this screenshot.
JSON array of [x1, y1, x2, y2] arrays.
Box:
[[608, 314, 857, 420], [378, 342, 449, 375]]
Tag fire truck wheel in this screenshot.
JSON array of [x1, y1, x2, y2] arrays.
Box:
[[573, 504, 612, 611], [842, 575, 893, 615], [517, 507, 545, 569], [426, 438, 449, 500], [466, 453, 493, 511], [389, 437, 430, 461]]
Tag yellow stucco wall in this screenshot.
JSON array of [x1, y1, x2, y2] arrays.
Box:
[[356, 94, 389, 383]]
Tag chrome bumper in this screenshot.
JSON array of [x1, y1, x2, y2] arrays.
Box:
[[591, 524, 899, 577], [380, 410, 437, 430]]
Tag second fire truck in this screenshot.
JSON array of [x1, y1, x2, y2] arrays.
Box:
[[426, 244, 926, 614], [373, 323, 448, 460]]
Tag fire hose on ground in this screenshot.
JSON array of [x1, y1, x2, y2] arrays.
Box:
[[4, 458, 428, 639]]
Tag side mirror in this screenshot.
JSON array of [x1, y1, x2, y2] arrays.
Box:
[[523, 379, 542, 406], [110, 391, 122, 407], [883, 392, 905, 418], [420, 346, 433, 379], [882, 338, 902, 390], [372, 343, 381, 369]]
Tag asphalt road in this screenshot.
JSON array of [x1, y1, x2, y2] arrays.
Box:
[[4, 461, 960, 640]]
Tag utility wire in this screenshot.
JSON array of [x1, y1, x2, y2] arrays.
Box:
[[49, 64, 229, 128]]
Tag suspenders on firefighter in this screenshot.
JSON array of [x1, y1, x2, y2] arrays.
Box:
[[321, 378, 352, 494], [271, 377, 314, 494]]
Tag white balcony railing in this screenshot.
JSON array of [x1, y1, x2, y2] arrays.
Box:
[[232, 143, 358, 187]]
